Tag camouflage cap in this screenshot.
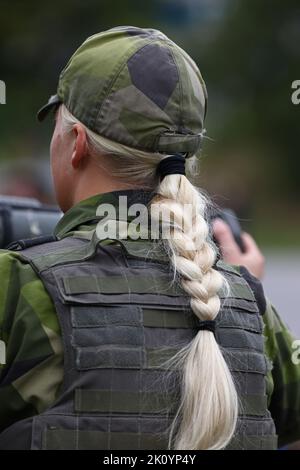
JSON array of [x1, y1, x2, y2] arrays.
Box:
[[38, 26, 208, 157]]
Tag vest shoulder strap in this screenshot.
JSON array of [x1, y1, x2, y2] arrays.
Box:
[[9, 233, 100, 273], [6, 234, 58, 250], [9, 231, 167, 274]]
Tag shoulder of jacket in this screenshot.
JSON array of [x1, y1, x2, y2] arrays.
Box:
[[0, 248, 28, 267], [217, 260, 267, 315]]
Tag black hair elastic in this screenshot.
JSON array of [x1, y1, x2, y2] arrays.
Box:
[[156, 154, 186, 180], [198, 320, 216, 335]]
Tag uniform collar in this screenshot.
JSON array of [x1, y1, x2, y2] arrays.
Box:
[[54, 189, 154, 239]]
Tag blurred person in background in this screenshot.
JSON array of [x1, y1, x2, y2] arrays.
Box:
[[0, 26, 299, 451]]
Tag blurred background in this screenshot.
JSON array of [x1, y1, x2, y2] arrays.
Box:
[[0, 0, 299, 332]]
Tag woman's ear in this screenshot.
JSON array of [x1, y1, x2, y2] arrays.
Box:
[[71, 123, 88, 169]]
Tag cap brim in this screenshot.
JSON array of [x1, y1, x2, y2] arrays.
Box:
[[37, 94, 62, 122]]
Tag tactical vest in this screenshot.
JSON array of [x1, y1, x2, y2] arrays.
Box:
[[0, 233, 277, 450]]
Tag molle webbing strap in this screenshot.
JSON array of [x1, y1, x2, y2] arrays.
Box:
[[220, 297, 258, 312], [71, 305, 197, 329], [43, 429, 168, 450], [226, 434, 278, 450], [43, 429, 277, 451], [217, 307, 263, 330], [143, 308, 197, 328], [75, 345, 268, 374], [222, 350, 268, 374], [71, 304, 262, 331], [74, 389, 177, 414], [62, 274, 257, 301], [63, 274, 186, 297], [74, 389, 268, 417], [76, 347, 185, 370]]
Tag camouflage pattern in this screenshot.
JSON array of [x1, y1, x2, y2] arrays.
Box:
[[0, 217, 277, 450], [0, 189, 300, 448], [37, 26, 207, 157]]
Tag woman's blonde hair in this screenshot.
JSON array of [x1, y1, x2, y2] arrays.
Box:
[[60, 104, 238, 450]]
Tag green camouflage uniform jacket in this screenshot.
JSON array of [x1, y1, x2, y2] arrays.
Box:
[[0, 190, 299, 447]]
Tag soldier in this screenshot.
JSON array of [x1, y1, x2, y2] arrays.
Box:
[[0, 26, 299, 450]]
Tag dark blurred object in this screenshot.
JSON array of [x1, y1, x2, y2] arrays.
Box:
[[0, 196, 61, 248], [210, 208, 245, 253]]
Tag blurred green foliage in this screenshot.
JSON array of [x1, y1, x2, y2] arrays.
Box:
[[0, 0, 299, 246]]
